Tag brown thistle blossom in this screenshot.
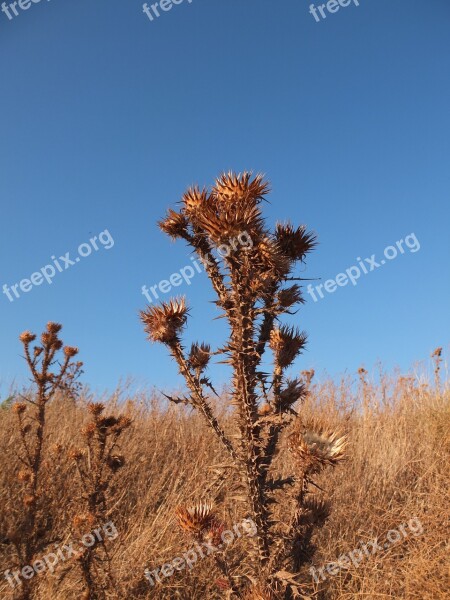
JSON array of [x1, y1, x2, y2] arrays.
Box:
[[13, 402, 27, 415], [46, 322, 62, 333], [140, 297, 188, 344], [213, 171, 270, 203], [277, 285, 304, 310], [64, 346, 79, 358], [87, 402, 105, 417], [181, 186, 209, 215], [188, 342, 211, 370], [175, 502, 217, 536], [275, 222, 317, 262], [270, 326, 307, 369], [19, 331, 36, 344], [107, 454, 125, 472], [288, 419, 347, 473], [158, 208, 189, 239]]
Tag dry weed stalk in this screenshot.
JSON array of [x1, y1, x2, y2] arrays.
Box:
[[69, 403, 132, 599], [141, 172, 348, 597], [9, 322, 81, 600]]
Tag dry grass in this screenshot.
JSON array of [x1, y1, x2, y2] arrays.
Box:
[[0, 369, 448, 599]]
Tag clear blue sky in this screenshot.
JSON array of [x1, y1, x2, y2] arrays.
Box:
[[1, 0, 449, 394]]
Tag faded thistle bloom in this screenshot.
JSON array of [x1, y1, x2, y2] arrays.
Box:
[[288, 418, 347, 473], [140, 297, 188, 344], [175, 502, 224, 543], [269, 326, 307, 369]]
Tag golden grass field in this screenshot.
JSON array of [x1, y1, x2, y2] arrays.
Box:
[[1, 363, 448, 599]]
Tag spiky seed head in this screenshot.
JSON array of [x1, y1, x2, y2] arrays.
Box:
[[175, 502, 216, 535], [46, 322, 62, 333], [275, 222, 317, 262], [19, 331, 36, 344], [277, 285, 304, 310], [33, 346, 43, 357], [270, 326, 307, 369], [288, 419, 347, 472], [107, 454, 126, 472], [188, 342, 211, 370], [140, 297, 188, 344], [432, 347, 442, 358], [113, 415, 133, 433], [279, 378, 307, 410], [13, 403, 27, 415], [158, 209, 189, 240], [181, 186, 209, 215], [256, 237, 290, 276], [81, 423, 96, 438], [87, 402, 105, 416], [64, 346, 78, 358], [213, 172, 270, 203]]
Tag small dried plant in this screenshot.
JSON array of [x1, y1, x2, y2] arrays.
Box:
[[10, 322, 81, 600], [69, 402, 132, 599], [140, 172, 348, 597], [431, 347, 443, 394]]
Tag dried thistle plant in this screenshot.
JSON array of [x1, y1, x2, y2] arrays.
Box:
[[68, 403, 132, 599], [10, 322, 82, 600], [141, 172, 347, 597]]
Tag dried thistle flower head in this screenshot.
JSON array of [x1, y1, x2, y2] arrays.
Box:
[[432, 347, 442, 358], [277, 285, 304, 311], [13, 402, 27, 415], [87, 402, 105, 416], [107, 454, 126, 472], [19, 331, 36, 344], [158, 208, 189, 239], [81, 423, 96, 438], [140, 297, 188, 344], [175, 502, 216, 535], [288, 419, 347, 472], [64, 346, 79, 358], [181, 186, 209, 215], [47, 322, 62, 333], [270, 326, 307, 368], [188, 342, 211, 370], [113, 415, 133, 433], [275, 222, 317, 262], [213, 172, 269, 203], [279, 378, 307, 410]]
